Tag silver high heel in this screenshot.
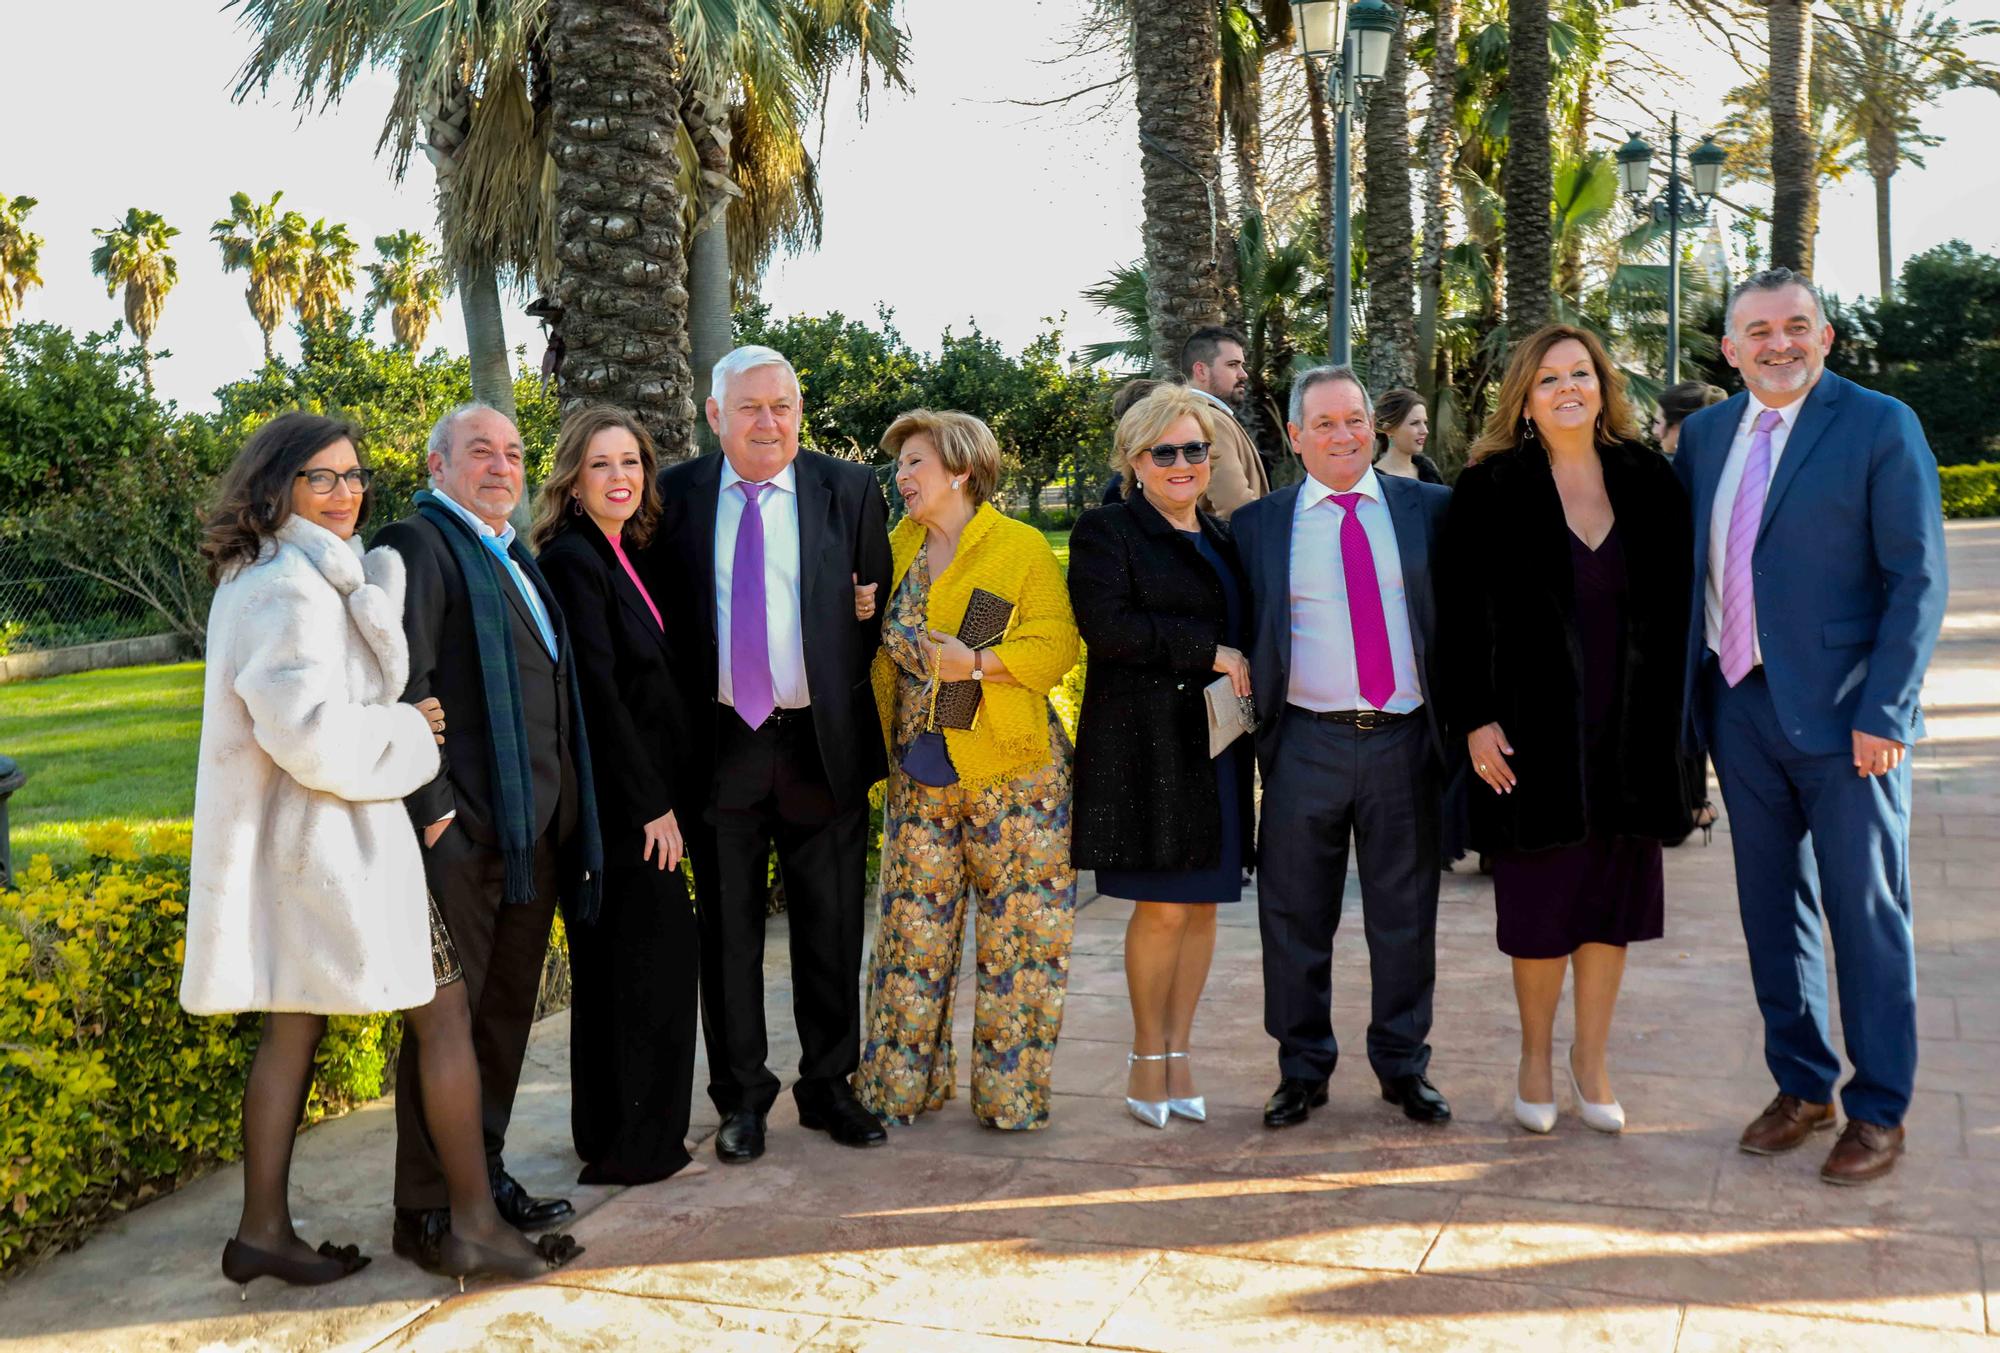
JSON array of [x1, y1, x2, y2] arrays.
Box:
[[1163, 1051, 1206, 1123], [1126, 1052, 1171, 1129], [1567, 1047, 1626, 1134]]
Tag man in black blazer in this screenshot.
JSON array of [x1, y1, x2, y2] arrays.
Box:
[[1230, 366, 1455, 1128], [376, 403, 584, 1265], [644, 345, 893, 1163]]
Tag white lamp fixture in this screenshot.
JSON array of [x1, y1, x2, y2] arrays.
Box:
[[1291, 0, 1342, 60], [1347, 0, 1397, 82]]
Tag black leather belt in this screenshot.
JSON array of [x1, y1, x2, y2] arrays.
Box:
[[721, 703, 812, 726], [1286, 704, 1413, 730]]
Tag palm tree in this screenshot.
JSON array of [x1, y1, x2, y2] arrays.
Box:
[[365, 229, 451, 350], [1363, 0, 1416, 391], [296, 218, 360, 327], [1821, 0, 2000, 296], [1132, 0, 1228, 373], [1504, 0, 1554, 334], [1767, 0, 1818, 273], [1, 194, 47, 336], [211, 190, 309, 363], [1416, 0, 1460, 402], [88, 208, 181, 390]]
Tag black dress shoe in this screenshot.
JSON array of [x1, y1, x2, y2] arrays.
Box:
[[392, 1206, 449, 1271], [1379, 1072, 1452, 1123], [715, 1110, 767, 1163], [1262, 1077, 1329, 1128], [489, 1169, 575, 1229], [797, 1087, 888, 1148]]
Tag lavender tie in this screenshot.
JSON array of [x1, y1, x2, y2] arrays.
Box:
[[1720, 409, 1786, 687], [730, 481, 775, 729], [1331, 493, 1397, 710]]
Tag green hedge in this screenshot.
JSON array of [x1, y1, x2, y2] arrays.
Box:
[[0, 826, 568, 1272], [1940, 462, 2000, 519]]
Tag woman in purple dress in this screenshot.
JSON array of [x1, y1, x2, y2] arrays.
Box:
[[1438, 325, 1693, 1136]]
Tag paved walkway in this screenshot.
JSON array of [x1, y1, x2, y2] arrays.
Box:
[[5, 520, 1998, 1351]]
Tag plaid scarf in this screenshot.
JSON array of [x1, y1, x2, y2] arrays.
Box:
[[415, 492, 603, 922]]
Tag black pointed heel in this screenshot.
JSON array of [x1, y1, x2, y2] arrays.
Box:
[[438, 1230, 583, 1291], [221, 1237, 370, 1297]]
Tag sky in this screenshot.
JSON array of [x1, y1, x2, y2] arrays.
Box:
[[6, 0, 1999, 414]]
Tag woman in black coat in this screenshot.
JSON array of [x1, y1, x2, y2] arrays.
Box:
[[1437, 325, 1693, 1138], [1070, 385, 1256, 1131], [532, 405, 700, 1185]]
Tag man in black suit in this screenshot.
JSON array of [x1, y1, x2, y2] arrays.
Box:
[[1230, 366, 1455, 1128], [645, 345, 893, 1162], [377, 403, 583, 1264]]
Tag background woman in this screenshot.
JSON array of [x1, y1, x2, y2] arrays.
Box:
[[532, 405, 700, 1187], [1652, 379, 1728, 844], [1437, 326, 1693, 1136], [184, 413, 568, 1291], [1070, 384, 1255, 1129], [1373, 387, 1445, 483], [853, 409, 1080, 1131]]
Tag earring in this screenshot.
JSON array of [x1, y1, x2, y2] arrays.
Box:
[[1521, 418, 1538, 446], [569, 495, 582, 516], [951, 477, 963, 490]]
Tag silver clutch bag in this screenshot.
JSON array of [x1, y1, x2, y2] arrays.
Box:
[[1204, 676, 1255, 757]]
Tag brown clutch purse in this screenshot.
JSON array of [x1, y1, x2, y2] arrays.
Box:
[[928, 586, 1016, 731]]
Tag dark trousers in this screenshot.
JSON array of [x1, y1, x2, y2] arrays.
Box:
[[1256, 708, 1440, 1083], [1708, 663, 1918, 1127], [568, 856, 698, 1185], [394, 827, 559, 1209], [690, 707, 869, 1117]]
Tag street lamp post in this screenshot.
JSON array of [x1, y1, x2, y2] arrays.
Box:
[[1615, 114, 1727, 383], [1293, 0, 1398, 369]]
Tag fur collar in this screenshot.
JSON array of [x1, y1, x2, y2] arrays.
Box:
[[272, 516, 411, 696]]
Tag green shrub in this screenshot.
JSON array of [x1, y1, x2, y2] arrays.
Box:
[[0, 826, 572, 1272], [1940, 462, 2000, 519]]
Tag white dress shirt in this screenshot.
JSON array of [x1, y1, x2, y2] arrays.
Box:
[[1286, 466, 1424, 713], [1704, 391, 1808, 664], [714, 458, 810, 710]]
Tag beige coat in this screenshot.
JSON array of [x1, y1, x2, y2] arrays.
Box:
[[1197, 397, 1270, 519], [181, 516, 441, 1016]]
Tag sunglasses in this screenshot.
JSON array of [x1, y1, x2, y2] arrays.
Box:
[[1145, 441, 1212, 468], [296, 468, 375, 494]]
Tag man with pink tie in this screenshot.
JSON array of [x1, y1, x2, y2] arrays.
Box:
[[1230, 366, 1456, 1129]]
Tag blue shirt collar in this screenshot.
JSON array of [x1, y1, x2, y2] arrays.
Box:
[[433, 485, 516, 549]]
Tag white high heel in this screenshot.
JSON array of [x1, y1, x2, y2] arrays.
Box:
[[1567, 1048, 1626, 1134], [1163, 1051, 1206, 1123], [1126, 1052, 1170, 1129], [1514, 1057, 1557, 1134]]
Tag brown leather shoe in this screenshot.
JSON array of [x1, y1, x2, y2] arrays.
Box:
[[1738, 1093, 1837, 1155], [1820, 1120, 1905, 1185]]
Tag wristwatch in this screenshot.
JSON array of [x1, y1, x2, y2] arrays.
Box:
[[971, 652, 985, 681]]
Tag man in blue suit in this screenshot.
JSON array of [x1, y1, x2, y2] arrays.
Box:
[[1675, 268, 1947, 1185], [1232, 366, 1455, 1129]]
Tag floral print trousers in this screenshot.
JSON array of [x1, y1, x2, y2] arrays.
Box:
[[853, 735, 1078, 1130]]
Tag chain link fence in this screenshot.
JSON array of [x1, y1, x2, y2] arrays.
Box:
[[0, 539, 160, 655]]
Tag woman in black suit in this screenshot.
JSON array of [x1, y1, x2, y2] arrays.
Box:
[[1070, 384, 1256, 1130], [1436, 325, 1692, 1138], [532, 405, 699, 1185]]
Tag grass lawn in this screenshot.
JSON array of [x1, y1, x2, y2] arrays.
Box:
[[1042, 527, 1070, 569], [0, 662, 203, 865]]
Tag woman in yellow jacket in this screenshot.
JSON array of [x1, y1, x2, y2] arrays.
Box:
[[852, 409, 1082, 1130]]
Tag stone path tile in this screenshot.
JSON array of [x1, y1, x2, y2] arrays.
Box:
[[1090, 1250, 1683, 1351], [1708, 1140, 2000, 1239], [378, 1283, 825, 1350], [1673, 1305, 2000, 1352], [1423, 1193, 1986, 1332], [801, 1320, 1085, 1351]]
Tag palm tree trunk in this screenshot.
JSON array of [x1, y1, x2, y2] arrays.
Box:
[[1307, 57, 1337, 314], [261, 325, 274, 365], [548, 0, 695, 460], [138, 342, 154, 394], [458, 263, 517, 419], [685, 78, 736, 456], [1766, 0, 1817, 274], [1133, 0, 1227, 374], [1866, 128, 1899, 298], [1503, 0, 1553, 335], [1416, 0, 1458, 406], [1362, 1, 1415, 392]]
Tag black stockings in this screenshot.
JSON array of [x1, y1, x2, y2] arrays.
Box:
[[236, 1012, 328, 1260]]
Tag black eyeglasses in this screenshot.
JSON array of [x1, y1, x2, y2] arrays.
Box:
[[296, 468, 374, 494], [1145, 441, 1212, 467]]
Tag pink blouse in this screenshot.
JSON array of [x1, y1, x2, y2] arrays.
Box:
[[605, 530, 664, 631]]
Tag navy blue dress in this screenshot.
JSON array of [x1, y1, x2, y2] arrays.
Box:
[[1096, 528, 1246, 904]]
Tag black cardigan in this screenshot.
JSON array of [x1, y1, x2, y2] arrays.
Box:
[[1068, 491, 1257, 872], [536, 523, 695, 844], [1435, 440, 1695, 852]]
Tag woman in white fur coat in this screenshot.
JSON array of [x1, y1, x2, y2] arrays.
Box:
[[185, 413, 574, 1292]]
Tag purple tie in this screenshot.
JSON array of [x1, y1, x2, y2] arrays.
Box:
[[1720, 409, 1785, 687], [730, 481, 775, 729], [1331, 493, 1396, 710]]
